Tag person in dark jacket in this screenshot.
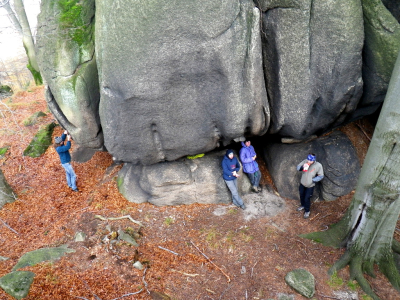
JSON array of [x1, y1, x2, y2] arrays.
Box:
[[54, 131, 78, 192], [222, 149, 246, 210], [239, 140, 262, 193], [296, 153, 324, 219]]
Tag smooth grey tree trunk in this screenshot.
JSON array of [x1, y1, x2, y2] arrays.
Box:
[[3, 0, 42, 85], [303, 49, 400, 300]]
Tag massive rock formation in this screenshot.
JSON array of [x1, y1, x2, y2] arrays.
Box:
[[35, 0, 400, 205], [259, 0, 364, 139], [36, 0, 103, 149], [95, 0, 269, 165], [355, 0, 400, 119]]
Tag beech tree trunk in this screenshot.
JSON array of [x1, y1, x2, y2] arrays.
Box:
[[2, 0, 42, 85], [303, 50, 400, 300]]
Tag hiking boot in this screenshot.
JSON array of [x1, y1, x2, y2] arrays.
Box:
[[257, 186, 262, 192], [296, 206, 304, 211], [72, 188, 79, 192], [304, 211, 310, 219], [252, 186, 259, 193], [240, 204, 246, 210]]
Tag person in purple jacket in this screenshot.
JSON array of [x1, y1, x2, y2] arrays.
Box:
[[54, 130, 78, 192], [239, 140, 262, 193]]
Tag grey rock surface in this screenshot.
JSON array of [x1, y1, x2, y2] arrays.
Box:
[[263, 131, 360, 201], [96, 0, 269, 165], [117, 150, 251, 206], [382, 0, 400, 22], [285, 268, 315, 298], [36, 0, 103, 149], [259, 0, 363, 139], [355, 0, 400, 120], [0, 168, 16, 210]]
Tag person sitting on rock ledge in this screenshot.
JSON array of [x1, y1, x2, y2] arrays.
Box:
[[54, 131, 79, 192], [296, 153, 324, 219], [222, 149, 246, 210], [239, 140, 262, 193]]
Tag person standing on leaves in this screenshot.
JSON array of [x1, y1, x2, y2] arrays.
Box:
[[296, 153, 323, 219], [222, 149, 246, 210], [239, 140, 262, 193], [54, 130, 79, 192]]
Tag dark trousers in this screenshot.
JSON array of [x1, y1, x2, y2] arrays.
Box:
[[299, 184, 314, 213]]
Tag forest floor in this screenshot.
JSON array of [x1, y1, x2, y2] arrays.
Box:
[[0, 86, 399, 300]]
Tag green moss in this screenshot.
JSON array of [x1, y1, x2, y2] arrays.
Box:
[[23, 123, 57, 157], [12, 245, 75, 271], [23, 111, 47, 126], [26, 62, 43, 86], [187, 153, 205, 159], [58, 0, 94, 48], [0, 271, 35, 299], [0, 85, 12, 93]]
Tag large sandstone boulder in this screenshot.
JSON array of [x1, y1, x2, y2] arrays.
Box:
[[117, 150, 251, 206], [36, 0, 103, 149], [96, 0, 269, 165], [263, 131, 360, 201], [354, 0, 400, 119], [258, 0, 364, 139]]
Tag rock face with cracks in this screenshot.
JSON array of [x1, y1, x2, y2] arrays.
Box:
[[96, 0, 269, 165]]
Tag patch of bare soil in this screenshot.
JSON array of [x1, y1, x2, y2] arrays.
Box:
[[0, 87, 399, 300]]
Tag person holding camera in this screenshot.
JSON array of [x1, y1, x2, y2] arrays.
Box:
[[296, 153, 323, 219], [54, 130, 78, 192]]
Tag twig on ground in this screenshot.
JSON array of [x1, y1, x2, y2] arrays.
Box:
[[190, 240, 231, 282], [110, 290, 144, 300], [95, 215, 144, 227], [293, 238, 308, 255], [309, 213, 320, 221], [0, 217, 19, 235], [251, 261, 258, 277], [158, 246, 179, 255], [319, 213, 331, 220], [206, 289, 216, 294], [219, 284, 232, 300], [317, 294, 341, 300], [355, 121, 371, 141], [171, 269, 200, 277], [143, 267, 150, 294]]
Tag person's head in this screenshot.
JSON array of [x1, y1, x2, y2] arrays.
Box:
[[54, 136, 63, 148], [307, 153, 316, 164], [226, 149, 234, 159], [245, 140, 251, 147]]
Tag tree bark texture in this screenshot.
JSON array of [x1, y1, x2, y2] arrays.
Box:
[[12, 0, 42, 85], [303, 49, 400, 299]]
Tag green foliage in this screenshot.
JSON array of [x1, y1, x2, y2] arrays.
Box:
[[327, 272, 344, 288], [347, 280, 359, 291], [0, 147, 9, 157], [163, 217, 175, 226], [23, 122, 57, 157], [0, 85, 12, 93]]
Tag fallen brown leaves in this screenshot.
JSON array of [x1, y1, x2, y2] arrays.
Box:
[[1, 87, 399, 300]]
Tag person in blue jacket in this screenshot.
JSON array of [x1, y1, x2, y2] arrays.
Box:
[[222, 149, 246, 210], [239, 140, 262, 193], [54, 130, 78, 192]]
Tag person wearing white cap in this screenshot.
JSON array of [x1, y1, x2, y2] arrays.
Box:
[[296, 153, 324, 218]]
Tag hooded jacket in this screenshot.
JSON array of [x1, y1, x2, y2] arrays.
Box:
[[222, 150, 241, 181], [56, 134, 72, 164], [239, 142, 259, 174]]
